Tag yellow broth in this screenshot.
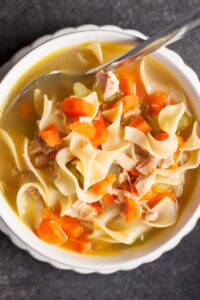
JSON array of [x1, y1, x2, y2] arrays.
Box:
[[0, 42, 198, 255]]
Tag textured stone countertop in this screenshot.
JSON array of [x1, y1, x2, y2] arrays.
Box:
[[0, 0, 200, 299]]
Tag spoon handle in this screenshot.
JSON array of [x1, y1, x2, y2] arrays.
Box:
[[96, 6, 200, 72]]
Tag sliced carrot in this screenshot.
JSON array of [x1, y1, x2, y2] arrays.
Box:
[[20, 102, 34, 119], [147, 191, 176, 208], [68, 121, 96, 140], [113, 94, 139, 114], [120, 74, 136, 95], [102, 194, 116, 206], [36, 219, 67, 245], [61, 96, 95, 118], [90, 202, 104, 214], [146, 93, 168, 106], [68, 237, 91, 254], [92, 114, 107, 146], [40, 124, 62, 147], [124, 197, 140, 224], [129, 116, 152, 133], [154, 131, 169, 141], [42, 208, 83, 238], [106, 173, 116, 183], [92, 179, 110, 195], [129, 166, 141, 176]]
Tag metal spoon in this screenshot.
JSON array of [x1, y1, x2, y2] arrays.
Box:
[[12, 6, 200, 105]]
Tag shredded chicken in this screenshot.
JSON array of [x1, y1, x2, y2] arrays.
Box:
[[67, 200, 97, 221], [118, 170, 129, 184], [96, 70, 119, 100], [158, 155, 174, 169], [136, 156, 159, 175], [134, 173, 156, 197]]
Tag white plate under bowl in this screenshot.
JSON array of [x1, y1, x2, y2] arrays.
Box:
[[0, 25, 200, 274]]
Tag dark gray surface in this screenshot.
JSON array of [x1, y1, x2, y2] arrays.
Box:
[[0, 0, 200, 299]]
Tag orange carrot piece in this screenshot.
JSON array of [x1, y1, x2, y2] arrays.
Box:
[[92, 179, 110, 195], [90, 202, 104, 214], [36, 219, 67, 245], [102, 194, 116, 206], [129, 116, 152, 133], [146, 93, 168, 106], [61, 97, 95, 118], [124, 197, 140, 224], [140, 190, 156, 202], [20, 102, 34, 119], [68, 121, 96, 140], [113, 94, 139, 114], [68, 238, 91, 254], [42, 208, 83, 238], [40, 124, 62, 147], [154, 131, 169, 141], [92, 114, 107, 146], [129, 166, 141, 176], [120, 74, 136, 95]]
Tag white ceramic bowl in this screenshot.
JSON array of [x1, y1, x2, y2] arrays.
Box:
[[0, 25, 200, 274]]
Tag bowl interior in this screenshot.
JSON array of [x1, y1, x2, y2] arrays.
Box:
[[0, 29, 200, 271]]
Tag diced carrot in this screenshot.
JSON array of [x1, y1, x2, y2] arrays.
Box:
[[147, 191, 176, 208], [129, 166, 141, 176], [148, 105, 163, 116], [120, 74, 136, 95], [40, 124, 62, 147], [92, 114, 107, 146], [154, 131, 169, 141], [61, 97, 95, 118], [92, 179, 110, 195], [129, 116, 152, 133], [90, 202, 104, 214], [177, 135, 185, 148], [113, 94, 139, 114], [68, 237, 91, 254], [42, 208, 83, 238], [20, 102, 34, 119], [146, 93, 168, 106], [36, 219, 67, 245], [102, 194, 116, 206], [106, 173, 116, 183], [68, 121, 96, 140], [124, 197, 140, 224]]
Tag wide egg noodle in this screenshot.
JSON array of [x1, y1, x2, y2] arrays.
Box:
[[0, 129, 25, 171], [69, 132, 130, 190], [102, 103, 129, 151], [54, 147, 102, 203], [17, 182, 45, 229], [38, 95, 66, 132], [144, 196, 178, 228], [124, 104, 185, 159], [34, 89, 44, 117], [182, 121, 200, 151]]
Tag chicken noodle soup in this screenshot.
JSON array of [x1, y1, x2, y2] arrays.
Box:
[[0, 42, 199, 255]]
